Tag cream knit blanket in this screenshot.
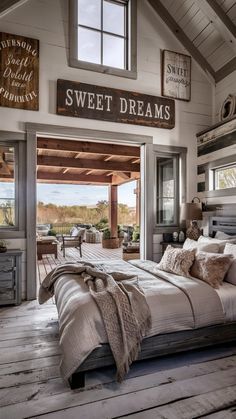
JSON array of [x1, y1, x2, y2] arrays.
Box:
[[39, 262, 151, 382]]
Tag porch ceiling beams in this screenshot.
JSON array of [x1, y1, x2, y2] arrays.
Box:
[[148, 0, 216, 81], [37, 155, 140, 173], [37, 138, 140, 158], [37, 171, 112, 185]]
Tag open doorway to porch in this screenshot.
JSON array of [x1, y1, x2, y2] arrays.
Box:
[[36, 137, 141, 284]]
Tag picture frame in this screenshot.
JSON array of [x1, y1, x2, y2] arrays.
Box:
[[162, 50, 191, 102]]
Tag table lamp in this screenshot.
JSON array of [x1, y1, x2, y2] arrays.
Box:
[[180, 197, 203, 241]]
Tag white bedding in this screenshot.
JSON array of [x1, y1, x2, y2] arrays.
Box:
[[49, 259, 233, 380]]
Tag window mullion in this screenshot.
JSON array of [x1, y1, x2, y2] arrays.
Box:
[[101, 0, 103, 65]]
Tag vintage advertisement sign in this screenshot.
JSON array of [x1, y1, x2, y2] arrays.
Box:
[[0, 32, 39, 110], [57, 79, 175, 129], [162, 50, 191, 102]]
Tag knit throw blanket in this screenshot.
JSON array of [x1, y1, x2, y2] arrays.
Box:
[[39, 262, 151, 382]]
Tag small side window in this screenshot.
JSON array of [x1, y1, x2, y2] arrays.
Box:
[[213, 164, 236, 190], [0, 143, 17, 229]]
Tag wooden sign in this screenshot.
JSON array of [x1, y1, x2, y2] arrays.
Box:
[[57, 79, 175, 129], [0, 32, 39, 110], [162, 50, 191, 102]]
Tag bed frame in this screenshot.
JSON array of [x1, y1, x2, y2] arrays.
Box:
[[69, 216, 236, 389]]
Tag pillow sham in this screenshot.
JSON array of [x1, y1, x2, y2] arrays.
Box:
[[190, 251, 234, 288], [215, 231, 236, 240], [183, 238, 219, 253], [224, 242, 236, 286], [198, 235, 236, 253], [158, 245, 195, 277]]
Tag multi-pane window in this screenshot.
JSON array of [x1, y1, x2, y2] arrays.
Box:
[[69, 0, 137, 78], [156, 155, 179, 226], [0, 144, 16, 228], [77, 0, 127, 69], [213, 164, 236, 190]]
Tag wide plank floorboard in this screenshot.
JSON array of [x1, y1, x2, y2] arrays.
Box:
[[0, 300, 236, 419]]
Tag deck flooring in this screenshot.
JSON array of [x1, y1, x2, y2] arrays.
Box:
[[1, 300, 236, 418], [37, 243, 122, 284]]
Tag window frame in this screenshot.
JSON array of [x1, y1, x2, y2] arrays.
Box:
[[205, 154, 236, 198], [0, 136, 26, 238], [153, 146, 187, 234], [69, 0, 137, 79]]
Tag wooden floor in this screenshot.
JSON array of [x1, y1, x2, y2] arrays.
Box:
[[37, 243, 122, 284], [1, 300, 236, 418]]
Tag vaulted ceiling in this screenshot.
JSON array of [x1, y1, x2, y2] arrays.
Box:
[[148, 0, 236, 83], [1, 0, 236, 83]]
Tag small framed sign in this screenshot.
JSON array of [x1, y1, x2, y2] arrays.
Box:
[[162, 50, 191, 102], [0, 32, 39, 110]]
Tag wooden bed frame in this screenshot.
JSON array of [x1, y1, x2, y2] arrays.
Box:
[[69, 216, 236, 389]]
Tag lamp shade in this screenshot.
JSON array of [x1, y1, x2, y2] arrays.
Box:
[[180, 202, 202, 221]]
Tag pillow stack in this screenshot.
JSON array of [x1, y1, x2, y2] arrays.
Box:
[[157, 234, 235, 289]]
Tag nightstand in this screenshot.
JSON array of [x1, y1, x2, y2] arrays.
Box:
[[160, 241, 184, 255], [0, 250, 22, 306]]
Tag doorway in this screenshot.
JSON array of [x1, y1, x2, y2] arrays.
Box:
[[36, 137, 141, 284]]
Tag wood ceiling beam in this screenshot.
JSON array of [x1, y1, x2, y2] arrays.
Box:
[[37, 138, 140, 158], [112, 172, 140, 186], [37, 155, 140, 173], [147, 0, 216, 82], [196, 0, 236, 54], [37, 171, 112, 185], [215, 56, 236, 82], [0, 0, 28, 17]]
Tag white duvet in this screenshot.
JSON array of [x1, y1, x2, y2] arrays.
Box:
[[50, 259, 232, 380]]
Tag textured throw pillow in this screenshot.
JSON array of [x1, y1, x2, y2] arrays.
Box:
[[190, 251, 234, 288], [224, 242, 236, 286], [158, 245, 195, 277], [71, 227, 79, 237], [183, 238, 219, 253], [198, 235, 236, 253]]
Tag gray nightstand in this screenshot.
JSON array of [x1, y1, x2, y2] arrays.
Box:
[[0, 250, 22, 306]]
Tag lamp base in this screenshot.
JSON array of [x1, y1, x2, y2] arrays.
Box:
[[186, 221, 201, 241]]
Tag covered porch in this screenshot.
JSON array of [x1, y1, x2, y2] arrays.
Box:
[[37, 243, 122, 285]]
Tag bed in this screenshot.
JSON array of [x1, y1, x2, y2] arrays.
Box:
[[40, 216, 236, 389]]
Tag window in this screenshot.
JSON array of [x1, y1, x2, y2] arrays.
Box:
[[69, 0, 137, 78], [0, 143, 17, 229], [213, 164, 236, 190], [156, 155, 179, 226], [206, 155, 236, 198]]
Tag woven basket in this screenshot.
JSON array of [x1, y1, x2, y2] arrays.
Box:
[[102, 238, 120, 249]]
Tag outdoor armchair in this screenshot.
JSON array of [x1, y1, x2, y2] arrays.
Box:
[[61, 227, 85, 257]]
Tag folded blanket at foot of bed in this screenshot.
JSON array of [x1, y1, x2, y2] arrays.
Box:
[[39, 261, 151, 382]]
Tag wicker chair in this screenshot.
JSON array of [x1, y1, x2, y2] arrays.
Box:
[[61, 227, 85, 257]]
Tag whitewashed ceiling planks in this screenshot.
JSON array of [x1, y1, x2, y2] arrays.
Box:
[[149, 0, 236, 82]]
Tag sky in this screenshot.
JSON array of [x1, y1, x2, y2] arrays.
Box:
[[36, 181, 136, 207]]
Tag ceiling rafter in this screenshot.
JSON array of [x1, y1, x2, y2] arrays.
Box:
[[196, 0, 236, 54], [37, 171, 112, 185], [37, 138, 140, 158], [0, 0, 28, 17], [147, 0, 216, 82], [37, 155, 140, 173], [215, 56, 236, 82]]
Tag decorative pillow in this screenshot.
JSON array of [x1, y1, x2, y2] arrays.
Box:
[[183, 238, 219, 253], [215, 231, 236, 240], [158, 245, 195, 277], [190, 251, 234, 288], [224, 242, 236, 286], [71, 227, 79, 237], [198, 235, 236, 253]]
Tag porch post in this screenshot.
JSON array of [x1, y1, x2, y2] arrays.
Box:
[[109, 185, 118, 238], [135, 179, 140, 225]]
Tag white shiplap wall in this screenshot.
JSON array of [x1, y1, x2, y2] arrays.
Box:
[[215, 70, 236, 122], [0, 0, 214, 277]]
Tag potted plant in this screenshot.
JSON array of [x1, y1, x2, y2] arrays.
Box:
[[0, 239, 7, 253], [102, 228, 119, 249]]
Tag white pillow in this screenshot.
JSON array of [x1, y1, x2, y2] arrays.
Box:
[[183, 238, 219, 253], [224, 242, 236, 286], [198, 235, 236, 253], [215, 231, 236, 240]]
